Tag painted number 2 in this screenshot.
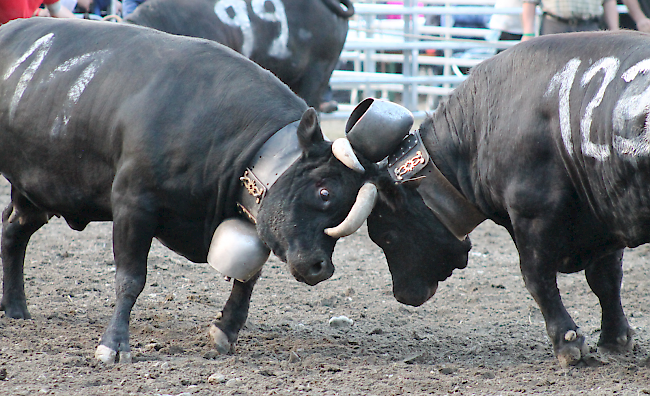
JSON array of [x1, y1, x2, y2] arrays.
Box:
[[214, 0, 290, 59], [546, 56, 650, 161]]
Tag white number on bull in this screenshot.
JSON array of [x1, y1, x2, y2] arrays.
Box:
[[579, 57, 619, 161], [3, 33, 108, 136], [214, 0, 290, 59], [214, 0, 254, 57], [45, 50, 109, 135], [613, 59, 650, 156], [3, 33, 54, 121], [251, 0, 290, 58], [548, 56, 650, 160], [545, 58, 581, 157]]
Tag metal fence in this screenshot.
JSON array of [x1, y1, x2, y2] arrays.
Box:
[[327, 0, 519, 118], [81, 0, 629, 119], [327, 1, 632, 118]]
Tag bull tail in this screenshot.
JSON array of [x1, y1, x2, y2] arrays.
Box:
[[321, 0, 355, 18]]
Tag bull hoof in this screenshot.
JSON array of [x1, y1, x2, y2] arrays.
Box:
[[598, 328, 635, 353], [557, 345, 582, 368], [209, 324, 234, 355], [0, 300, 31, 319], [95, 345, 132, 364], [556, 330, 588, 368], [119, 350, 133, 363]]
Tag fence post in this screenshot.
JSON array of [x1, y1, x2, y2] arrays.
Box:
[[402, 0, 417, 111], [442, 0, 454, 102], [363, 11, 377, 100]]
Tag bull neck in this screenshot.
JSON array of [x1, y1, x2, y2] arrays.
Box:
[[237, 120, 302, 224], [420, 108, 467, 193], [413, 105, 487, 239]]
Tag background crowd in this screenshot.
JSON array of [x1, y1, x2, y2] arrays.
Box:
[[3, 0, 650, 39]]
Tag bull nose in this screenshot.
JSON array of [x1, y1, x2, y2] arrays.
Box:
[[303, 259, 334, 286], [393, 282, 438, 307]]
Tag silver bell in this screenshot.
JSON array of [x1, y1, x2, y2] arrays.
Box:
[[207, 218, 270, 282]]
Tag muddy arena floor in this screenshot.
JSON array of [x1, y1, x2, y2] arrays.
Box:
[[2, 128, 650, 395]]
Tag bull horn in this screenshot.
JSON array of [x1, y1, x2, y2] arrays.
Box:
[[325, 182, 378, 238], [332, 138, 365, 173]]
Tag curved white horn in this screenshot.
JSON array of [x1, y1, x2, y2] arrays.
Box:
[[325, 182, 378, 238], [332, 138, 365, 173]]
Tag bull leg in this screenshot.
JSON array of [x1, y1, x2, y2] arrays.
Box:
[[511, 208, 589, 368], [1, 188, 49, 319], [520, 257, 587, 368], [209, 270, 261, 354], [292, 60, 334, 110], [512, 215, 588, 368], [519, 258, 587, 368], [585, 249, 633, 352], [95, 201, 156, 364]]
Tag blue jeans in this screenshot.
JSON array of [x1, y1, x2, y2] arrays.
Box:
[[122, 0, 147, 17]]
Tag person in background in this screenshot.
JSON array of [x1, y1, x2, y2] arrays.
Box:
[[319, 86, 338, 113], [489, 0, 524, 51], [72, 0, 120, 18], [522, 0, 650, 39], [60, 0, 78, 12], [619, 0, 650, 31], [122, 0, 145, 17], [0, 0, 75, 24], [521, 0, 620, 40]]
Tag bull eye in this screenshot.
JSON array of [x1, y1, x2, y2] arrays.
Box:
[[319, 188, 330, 202]]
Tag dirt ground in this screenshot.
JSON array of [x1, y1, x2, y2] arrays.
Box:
[[1, 162, 650, 395]]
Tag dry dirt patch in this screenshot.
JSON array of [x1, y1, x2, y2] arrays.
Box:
[[1, 174, 650, 395]]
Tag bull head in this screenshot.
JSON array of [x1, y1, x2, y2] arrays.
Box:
[[210, 108, 384, 286], [319, 97, 416, 238], [329, 98, 485, 241], [253, 108, 383, 286], [329, 98, 486, 307]]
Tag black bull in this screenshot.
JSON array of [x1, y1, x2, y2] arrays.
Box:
[[125, 0, 353, 110], [0, 18, 377, 363], [358, 31, 650, 368], [4, 20, 646, 371]]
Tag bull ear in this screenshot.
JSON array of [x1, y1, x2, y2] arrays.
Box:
[[297, 108, 324, 151]]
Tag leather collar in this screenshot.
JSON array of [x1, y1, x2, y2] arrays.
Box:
[[238, 120, 302, 223], [387, 131, 486, 240]]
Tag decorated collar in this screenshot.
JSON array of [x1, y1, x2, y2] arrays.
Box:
[[387, 130, 429, 182], [237, 120, 302, 223], [387, 131, 486, 240]]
